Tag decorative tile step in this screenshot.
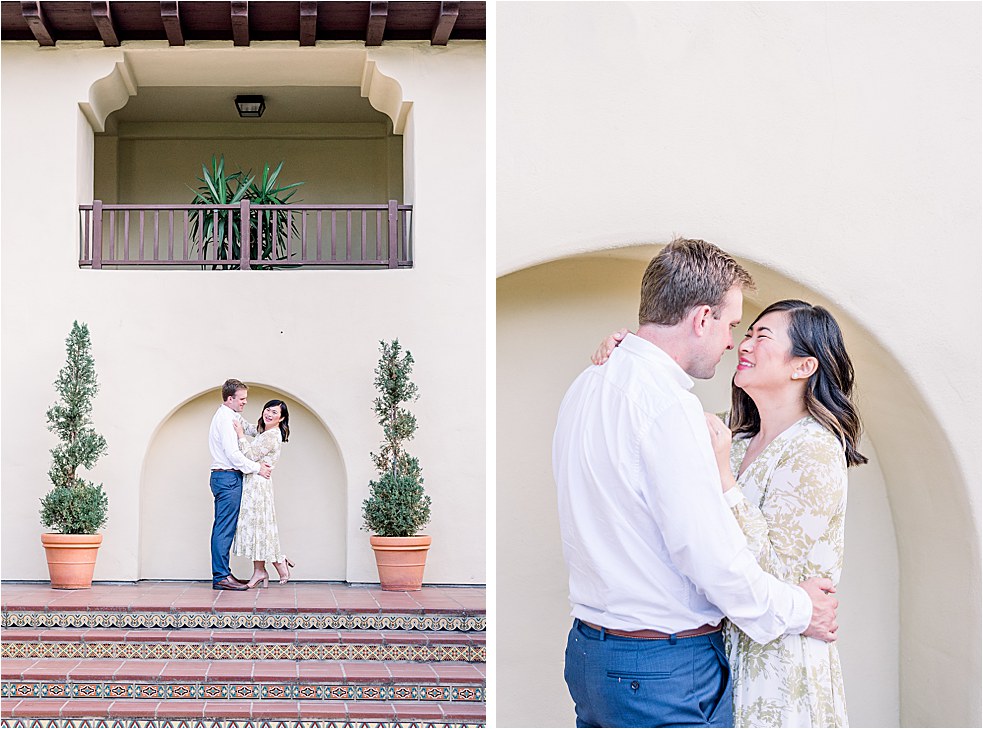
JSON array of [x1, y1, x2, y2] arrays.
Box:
[[2, 611, 484, 633], [1, 629, 485, 663], [1, 659, 486, 702], [0, 698, 487, 726]]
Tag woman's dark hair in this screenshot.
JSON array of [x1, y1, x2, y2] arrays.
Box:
[[257, 399, 290, 443], [730, 299, 868, 467]]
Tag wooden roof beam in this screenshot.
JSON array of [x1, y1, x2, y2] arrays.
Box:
[[160, 1, 184, 46], [231, 0, 249, 46], [91, 1, 120, 46], [21, 1, 55, 46], [299, 0, 316, 46], [431, 1, 459, 46], [366, 1, 387, 46]]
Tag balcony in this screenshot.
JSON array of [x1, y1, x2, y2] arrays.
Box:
[[79, 200, 413, 270]]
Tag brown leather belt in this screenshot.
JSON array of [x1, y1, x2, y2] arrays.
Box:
[[211, 469, 242, 473], [582, 620, 721, 640]]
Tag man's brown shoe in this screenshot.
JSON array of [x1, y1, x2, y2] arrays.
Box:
[[229, 575, 249, 585], [213, 576, 249, 591]]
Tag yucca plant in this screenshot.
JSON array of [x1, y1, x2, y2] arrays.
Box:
[[189, 156, 304, 269], [243, 161, 304, 264], [188, 155, 253, 269]]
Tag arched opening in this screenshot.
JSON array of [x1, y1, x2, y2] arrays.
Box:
[[80, 48, 413, 269], [139, 384, 346, 580], [497, 248, 977, 727]]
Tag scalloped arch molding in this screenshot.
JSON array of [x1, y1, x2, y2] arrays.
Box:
[[80, 47, 412, 134]]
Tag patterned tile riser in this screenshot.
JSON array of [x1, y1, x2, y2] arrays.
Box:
[[1, 614, 485, 632], [1, 643, 485, 663], [0, 721, 484, 728], [1, 683, 485, 702]]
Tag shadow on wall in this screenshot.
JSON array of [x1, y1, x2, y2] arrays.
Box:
[[139, 385, 346, 580], [497, 250, 980, 727]]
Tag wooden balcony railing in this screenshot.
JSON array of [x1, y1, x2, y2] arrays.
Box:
[[79, 200, 413, 269]]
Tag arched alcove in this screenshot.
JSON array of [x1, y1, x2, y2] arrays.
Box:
[[497, 248, 978, 726], [139, 385, 346, 581]]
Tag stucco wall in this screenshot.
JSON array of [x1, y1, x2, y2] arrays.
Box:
[[1, 41, 485, 586], [99, 121, 401, 206], [496, 2, 980, 727]]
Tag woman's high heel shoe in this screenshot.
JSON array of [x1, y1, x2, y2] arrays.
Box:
[[274, 558, 295, 585], [247, 570, 269, 589]]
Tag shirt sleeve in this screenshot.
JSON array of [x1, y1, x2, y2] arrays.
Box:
[[236, 413, 259, 438], [218, 410, 261, 474], [238, 430, 282, 467], [638, 398, 812, 644]]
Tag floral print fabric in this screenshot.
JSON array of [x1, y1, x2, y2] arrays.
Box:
[[231, 428, 284, 563], [725, 415, 849, 727]]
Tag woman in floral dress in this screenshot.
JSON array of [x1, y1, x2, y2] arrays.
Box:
[[231, 399, 295, 588], [593, 299, 866, 727], [705, 299, 866, 727]]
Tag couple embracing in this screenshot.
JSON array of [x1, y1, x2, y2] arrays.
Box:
[[208, 378, 296, 591], [554, 238, 865, 727]]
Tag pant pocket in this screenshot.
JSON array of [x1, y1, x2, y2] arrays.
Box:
[[703, 635, 733, 725], [606, 670, 671, 681]]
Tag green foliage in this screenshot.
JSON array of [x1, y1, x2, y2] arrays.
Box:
[[40, 484, 108, 535], [189, 155, 303, 269], [245, 160, 304, 262], [362, 340, 431, 537], [40, 322, 109, 534]]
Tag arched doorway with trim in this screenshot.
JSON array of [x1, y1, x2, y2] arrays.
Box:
[[139, 384, 346, 581], [497, 247, 979, 727]]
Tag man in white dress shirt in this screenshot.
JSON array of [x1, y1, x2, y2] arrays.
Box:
[[208, 378, 271, 591], [553, 238, 839, 727]]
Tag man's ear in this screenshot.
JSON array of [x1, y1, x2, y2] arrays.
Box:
[[692, 305, 714, 336]]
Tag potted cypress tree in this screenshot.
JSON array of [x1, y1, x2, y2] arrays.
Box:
[[39, 321, 109, 589], [361, 339, 432, 591]]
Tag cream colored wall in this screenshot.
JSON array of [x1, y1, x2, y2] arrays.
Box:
[[496, 2, 980, 727], [109, 122, 401, 205], [1, 41, 485, 586]]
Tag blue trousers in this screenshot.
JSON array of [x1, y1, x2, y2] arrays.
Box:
[[564, 619, 733, 728], [209, 470, 243, 584]]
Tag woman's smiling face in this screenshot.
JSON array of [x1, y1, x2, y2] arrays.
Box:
[[733, 311, 796, 390], [262, 405, 283, 428]]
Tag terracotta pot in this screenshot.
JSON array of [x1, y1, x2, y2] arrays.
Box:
[[369, 535, 432, 591], [40, 533, 103, 589]]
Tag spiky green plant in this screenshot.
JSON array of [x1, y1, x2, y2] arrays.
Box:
[[189, 156, 303, 269], [40, 322, 109, 534], [243, 161, 304, 262], [188, 155, 253, 269], [361, 340, 431, 537]]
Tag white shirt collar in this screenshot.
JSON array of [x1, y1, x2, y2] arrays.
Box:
[[618, 333, 695, 391]]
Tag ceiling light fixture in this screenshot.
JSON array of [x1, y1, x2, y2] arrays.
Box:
[[235, 94, 266, 118]]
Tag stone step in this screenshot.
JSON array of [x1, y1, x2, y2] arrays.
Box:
[[1, 658, 485, 702], [1, 628, 485, 662], [0, 698, 487, 724]]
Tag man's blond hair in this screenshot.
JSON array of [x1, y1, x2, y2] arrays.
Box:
[[638, 237, 755, 326]]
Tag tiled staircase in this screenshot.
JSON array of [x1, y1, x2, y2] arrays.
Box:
[[0, 582, 485, 727]]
